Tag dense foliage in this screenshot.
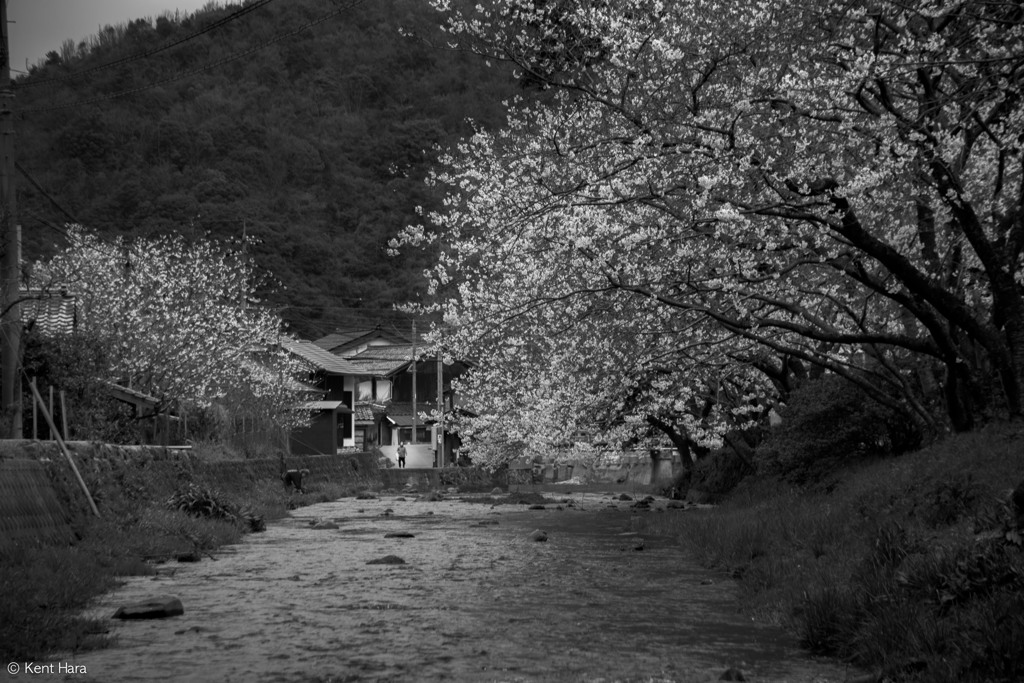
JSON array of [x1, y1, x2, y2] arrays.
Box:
[[394, 0, 1024, 465], [754, 375, 920, 484], [13, 0, 518, 338]]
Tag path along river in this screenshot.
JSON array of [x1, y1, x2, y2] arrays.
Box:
[[42, 490, 865, 683]]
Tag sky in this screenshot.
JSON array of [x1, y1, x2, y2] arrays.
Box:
[[7, 0, 214, 74]]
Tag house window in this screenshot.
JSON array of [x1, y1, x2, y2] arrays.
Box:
[[358, 379, 392, 402], [358, 381, 373, 401], [399, 427, 430, 443]]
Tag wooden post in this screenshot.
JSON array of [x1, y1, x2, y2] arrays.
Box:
[[60, 390, 69, 441], [49, 385, 54, 440], [436, 352, 444, 467], [29, 378, 99, 516], [31, 378, 37, 440], [411, 320, 418, 445]]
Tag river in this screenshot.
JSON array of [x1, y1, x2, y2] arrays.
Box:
[[40, 490, 863, 682]]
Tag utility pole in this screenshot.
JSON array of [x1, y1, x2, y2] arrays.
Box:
[[0, 0, 21, 438], [410, 319, 417, 446], [436, 345, 444, 467]]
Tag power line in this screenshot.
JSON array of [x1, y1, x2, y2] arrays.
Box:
[[14, 0, 277, 90], [15, 161, 79, 225], [20, 0, 365, 114]]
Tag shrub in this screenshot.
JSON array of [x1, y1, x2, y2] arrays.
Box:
[[690, 446, 753, 495], [166, 483, 236, 521], [755, 374, 917, 483], [923, 471, 983, 527], [21, 331, 139, 443]]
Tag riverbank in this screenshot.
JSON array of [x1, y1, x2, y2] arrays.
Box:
[[640, 421, 1024, 683], [0, 443, 387, 662], [0, 439, 524, 664]]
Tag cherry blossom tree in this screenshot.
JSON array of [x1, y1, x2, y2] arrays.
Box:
[[34, 228, 312, 431], [396, 0, 1023, 465]]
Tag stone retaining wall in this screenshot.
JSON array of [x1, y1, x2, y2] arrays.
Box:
[[377, 465, 526, 492], [0, 441, 381, 552], [0, 458, 77, 548]]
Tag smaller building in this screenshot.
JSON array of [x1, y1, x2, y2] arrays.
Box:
[[289, 400, 352, 455], [281, 338, 362, 453]]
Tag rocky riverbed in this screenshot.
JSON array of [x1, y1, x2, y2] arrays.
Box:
[[41, 490, 864, 682]]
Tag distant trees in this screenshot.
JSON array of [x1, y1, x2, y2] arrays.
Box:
[[395, 0, 1024, 464], [14, 0, 519, 338]]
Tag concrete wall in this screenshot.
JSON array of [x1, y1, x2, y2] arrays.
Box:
[[376, 465, 525, 492], [521, 451, 682, 486]]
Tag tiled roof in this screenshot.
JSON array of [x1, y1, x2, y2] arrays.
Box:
[[382, 401, 439, 417], [313, 330, 373, 351], [346, 344, 422, 377], [295, 400, 353, 413], [281, 338, 362, 375], [21, 291, 77, 336], [348, 358, 403, 378], [383, 413, 436, 427], [349, 344, 417, 361], [313, 327, 412, 353], [354, 403, 377, 423]]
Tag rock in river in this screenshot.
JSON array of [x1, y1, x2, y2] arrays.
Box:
[[112, 596, 184, 620], [311, 520, 339, 530]]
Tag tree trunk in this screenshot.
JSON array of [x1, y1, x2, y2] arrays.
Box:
[[645, 415, 697, 471], [944, 360, 975, 432], [722, 431, 757, 473]]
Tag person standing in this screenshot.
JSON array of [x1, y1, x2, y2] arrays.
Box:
[[397, 441, 407, 468]]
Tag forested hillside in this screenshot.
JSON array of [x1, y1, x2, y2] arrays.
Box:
[[12, 0, 517, 338]]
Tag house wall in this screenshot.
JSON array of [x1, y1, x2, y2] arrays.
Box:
[[341, 376, 356, 448], [319, 375, 357, 449], [391, 370, 438, 404], [290, 410, 337, 455]]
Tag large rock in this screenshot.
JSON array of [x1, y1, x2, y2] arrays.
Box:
[[528, 529, 548, 542], [112, 596, 184, 620]]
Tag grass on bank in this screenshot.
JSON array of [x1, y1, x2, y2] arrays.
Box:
[[0, 476, 363, 662], [642, 421, 1024, 683]]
